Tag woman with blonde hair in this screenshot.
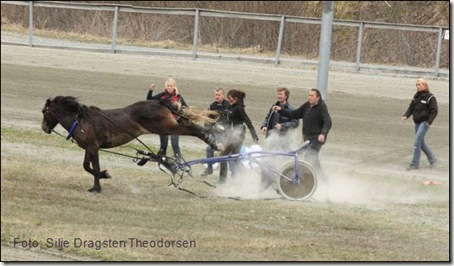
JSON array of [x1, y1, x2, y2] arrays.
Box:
[[401, 77, 438, 170], [146, 77, 187, 162]]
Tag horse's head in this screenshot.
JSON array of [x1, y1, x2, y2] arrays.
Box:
[[41, 96, 81, 134], [41, 98, 59, 133]]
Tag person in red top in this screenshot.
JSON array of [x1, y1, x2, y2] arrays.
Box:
[[147, 77, 187, 162]]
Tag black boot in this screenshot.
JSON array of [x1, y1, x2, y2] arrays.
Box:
[[201, 168, 213, 176], [157, 149, 166, 158], [175, 153, 183, 164]]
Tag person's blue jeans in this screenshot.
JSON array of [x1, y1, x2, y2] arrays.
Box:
[[411, 122, 436, 167], [159, 135, 181, 156]]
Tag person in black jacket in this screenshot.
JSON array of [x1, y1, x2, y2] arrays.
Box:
[[260, 87, 299, 150], [273, 88, 332, 179], [201, 88, 230, 176], [218, 89, 259, 183], [146, 78, 187, 162], [401, 77, 438, 170]]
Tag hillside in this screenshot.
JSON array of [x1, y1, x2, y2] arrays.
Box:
[[105, 1, 449, 26]]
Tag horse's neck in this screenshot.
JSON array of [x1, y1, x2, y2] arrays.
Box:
[[58, 112, 79, 131]]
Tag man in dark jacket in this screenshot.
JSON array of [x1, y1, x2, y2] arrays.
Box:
[[273, 88, 332, 179], [401, 77, 438, 170], [201, 88, 230, 176], [261, 87, 299, 150]]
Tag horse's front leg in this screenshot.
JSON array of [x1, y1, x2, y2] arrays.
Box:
[[83, 149, 109, 193]]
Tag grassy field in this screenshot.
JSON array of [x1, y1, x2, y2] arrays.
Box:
[[1, 126, 449, 261], [1, 44, 449, 261]]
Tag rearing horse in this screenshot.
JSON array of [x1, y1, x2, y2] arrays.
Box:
[[41, 96, 221, 192]]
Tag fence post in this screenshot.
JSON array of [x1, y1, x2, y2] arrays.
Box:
[[111, 6, 119, 53], [192, 9, 200, 60], [355, 22, 364, 72], [275, 15, 286, 66], [434, 27, 443, 77], [28, 1, 34, 47]]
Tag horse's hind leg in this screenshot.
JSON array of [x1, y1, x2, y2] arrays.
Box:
[[202, 133, 223, 151], [168, 121, 223, 151], [183, 124, 223, 151]]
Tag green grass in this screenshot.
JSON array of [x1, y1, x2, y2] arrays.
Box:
[[1, 126, 449, 261]]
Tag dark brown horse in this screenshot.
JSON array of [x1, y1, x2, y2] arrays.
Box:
[[41, 96, 221, 192]]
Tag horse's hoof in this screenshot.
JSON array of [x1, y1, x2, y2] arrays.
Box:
[[99, 170, 112, 179], [215, 124, 225, 132], [105, 171, 112, 179], [88, 187, 101, 193], [215, 143, 224, 152]]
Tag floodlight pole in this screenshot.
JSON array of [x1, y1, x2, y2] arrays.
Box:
[[316, 1, 334, 102]]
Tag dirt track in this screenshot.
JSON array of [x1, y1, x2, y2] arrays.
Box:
[[1, 44, 449, 174], [0, 44, 450, 261]]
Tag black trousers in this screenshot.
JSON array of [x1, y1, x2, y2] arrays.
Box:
[[159, 135, 181, 156]]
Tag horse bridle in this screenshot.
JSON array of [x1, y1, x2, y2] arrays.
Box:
[[42, 104, 59, 133], [43, 102, 80, 140]]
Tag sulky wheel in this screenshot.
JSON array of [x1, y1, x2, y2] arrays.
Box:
[[277, 160, 317, 201]]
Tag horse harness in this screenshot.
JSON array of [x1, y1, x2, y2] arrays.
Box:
[[47, 99, 231, 199], [66, 115, 81, 140]]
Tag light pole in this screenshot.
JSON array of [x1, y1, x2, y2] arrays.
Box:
[[316, 1, 334, 102]]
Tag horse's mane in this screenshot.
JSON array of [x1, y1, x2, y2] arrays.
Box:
[[52, 96, 100, 114], [173, 102, 219, 125]]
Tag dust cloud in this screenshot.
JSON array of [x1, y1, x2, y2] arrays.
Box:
[[212, 129, 448, 206], [213, 129, 300, 200], [312, 156, 448, 207]]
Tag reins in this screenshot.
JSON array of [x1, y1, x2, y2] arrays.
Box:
[[50, 109, 196, 183], [68, 107, 157, 157], [52, 127, 239, 200], [48, 101, 233, 199], [94, 112, 230, 198], [52, 128, 142, 160], [49, 108, 152, 161], [97, 112, 157, 156]]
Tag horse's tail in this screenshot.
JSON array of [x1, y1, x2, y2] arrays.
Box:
[[173, 102, 219, 126]]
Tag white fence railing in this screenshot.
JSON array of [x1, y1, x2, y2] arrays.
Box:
[[1, 1, 449, 78]]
